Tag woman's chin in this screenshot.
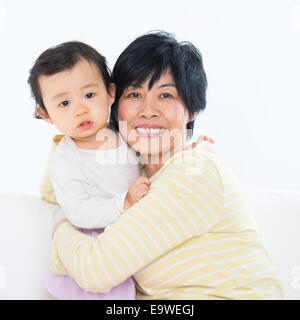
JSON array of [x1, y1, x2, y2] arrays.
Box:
[[138, 146, 177, 165], [125, 133, 178, 164]]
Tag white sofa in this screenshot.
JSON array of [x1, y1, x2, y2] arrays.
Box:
[[0, 188, 299, 300], [243, 188, 300, 300]]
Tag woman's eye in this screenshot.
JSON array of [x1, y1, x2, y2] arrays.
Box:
[[86, 93, 95, 99], [59, 100, 70, 107], [128, 92, 140, 98], [160, 93, 172, 98]]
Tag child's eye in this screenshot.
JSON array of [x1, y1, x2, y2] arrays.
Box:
[[59, 100, 70, 107], [85, 93, 95, 99]]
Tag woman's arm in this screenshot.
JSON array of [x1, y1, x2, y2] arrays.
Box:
[[40, 135, 64, 204], [51, 146, 223, 292]]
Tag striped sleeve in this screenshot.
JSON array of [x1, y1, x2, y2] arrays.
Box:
[[51, 149, 225, 292], [40, 134, 64, 204]]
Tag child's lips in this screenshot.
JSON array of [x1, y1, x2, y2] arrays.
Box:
[[78, 121, 94, 130]]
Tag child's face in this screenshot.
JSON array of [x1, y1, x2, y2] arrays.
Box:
[[37, 59, 114, 143]]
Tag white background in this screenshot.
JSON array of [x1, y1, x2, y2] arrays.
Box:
[[0, 0, 299, 196]]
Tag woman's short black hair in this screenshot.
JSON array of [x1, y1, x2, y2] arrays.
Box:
[[28, 41, 111, 118], [109, 31, 207, 139]]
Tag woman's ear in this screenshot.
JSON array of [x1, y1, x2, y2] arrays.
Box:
[[189, 112, 198, 122], [108, 83, 116, 107], [36, 106, 54, 125]]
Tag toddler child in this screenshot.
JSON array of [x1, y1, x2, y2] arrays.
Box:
[[28, 41, 150, 300]]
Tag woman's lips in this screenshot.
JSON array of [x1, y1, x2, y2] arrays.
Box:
[[135, 126, 167, 138], [78, 121, 94, 130]]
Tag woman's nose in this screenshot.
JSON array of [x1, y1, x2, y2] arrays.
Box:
[[139, 97, 159, 118], [74, 103, 89, 118]]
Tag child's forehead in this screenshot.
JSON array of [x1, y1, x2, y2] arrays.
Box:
[[39, 59, 103, 89], [73, 58, 101, 73], [54, 58, 101, 79], [38, 59, 106, 100]]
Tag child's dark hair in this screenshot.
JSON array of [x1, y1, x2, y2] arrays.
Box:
[[28, 41, 111, 119], [109, 31, 207, 139]]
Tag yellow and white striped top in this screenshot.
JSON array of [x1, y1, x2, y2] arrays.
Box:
[[47, 137, 283, 300]]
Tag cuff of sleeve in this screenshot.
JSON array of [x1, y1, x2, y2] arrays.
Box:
[[115, 191, 128, 215]]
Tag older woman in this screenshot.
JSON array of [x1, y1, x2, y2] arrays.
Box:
[[49, 32, 283, 300]]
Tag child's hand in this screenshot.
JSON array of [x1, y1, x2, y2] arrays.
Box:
[[123, 176, 151, 210], [185, 135, 215, 150]]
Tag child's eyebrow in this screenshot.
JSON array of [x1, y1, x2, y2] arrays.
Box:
[[52, 91, 69, 101], [80, 83, 100, 90], [51, 83, 100, 101]]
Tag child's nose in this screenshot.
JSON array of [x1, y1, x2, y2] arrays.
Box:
[[74, 103, 89, 117]]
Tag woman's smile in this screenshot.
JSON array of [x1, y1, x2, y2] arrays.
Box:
[[135, 124, 167, 138]]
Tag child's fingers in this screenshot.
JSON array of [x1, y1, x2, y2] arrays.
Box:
[[136, 185, 149, 197], [135, 190, 147, 200], [197, 135, 207, 142], [186, 135, 215, 150], [197, 135, 215, 144], [135, 176, 151, 186], [137, 184, 149, 192], [138, 190, 148, 198]]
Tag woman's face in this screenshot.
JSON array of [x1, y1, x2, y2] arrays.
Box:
[[118, 70, 192, 163]]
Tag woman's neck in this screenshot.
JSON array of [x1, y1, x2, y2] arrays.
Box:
[[144, 163, 163, 178], [142, 143, 185, 178]]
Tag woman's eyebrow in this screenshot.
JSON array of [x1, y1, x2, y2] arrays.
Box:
[[127, 84, 142, 89], [159, 83, 176, 88]]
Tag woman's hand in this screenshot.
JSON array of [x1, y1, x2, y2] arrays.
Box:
[[52, 218, 69, 239]]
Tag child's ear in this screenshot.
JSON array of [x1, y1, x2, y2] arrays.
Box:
[[108, 83, 116, 106], [36, 106, 54, 125]]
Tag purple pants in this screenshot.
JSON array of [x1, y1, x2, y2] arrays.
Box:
[[43, 228, 136, 300]]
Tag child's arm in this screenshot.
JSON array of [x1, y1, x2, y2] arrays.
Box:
[[123, 176, 151, 210], [50, 152, 127, 229]]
